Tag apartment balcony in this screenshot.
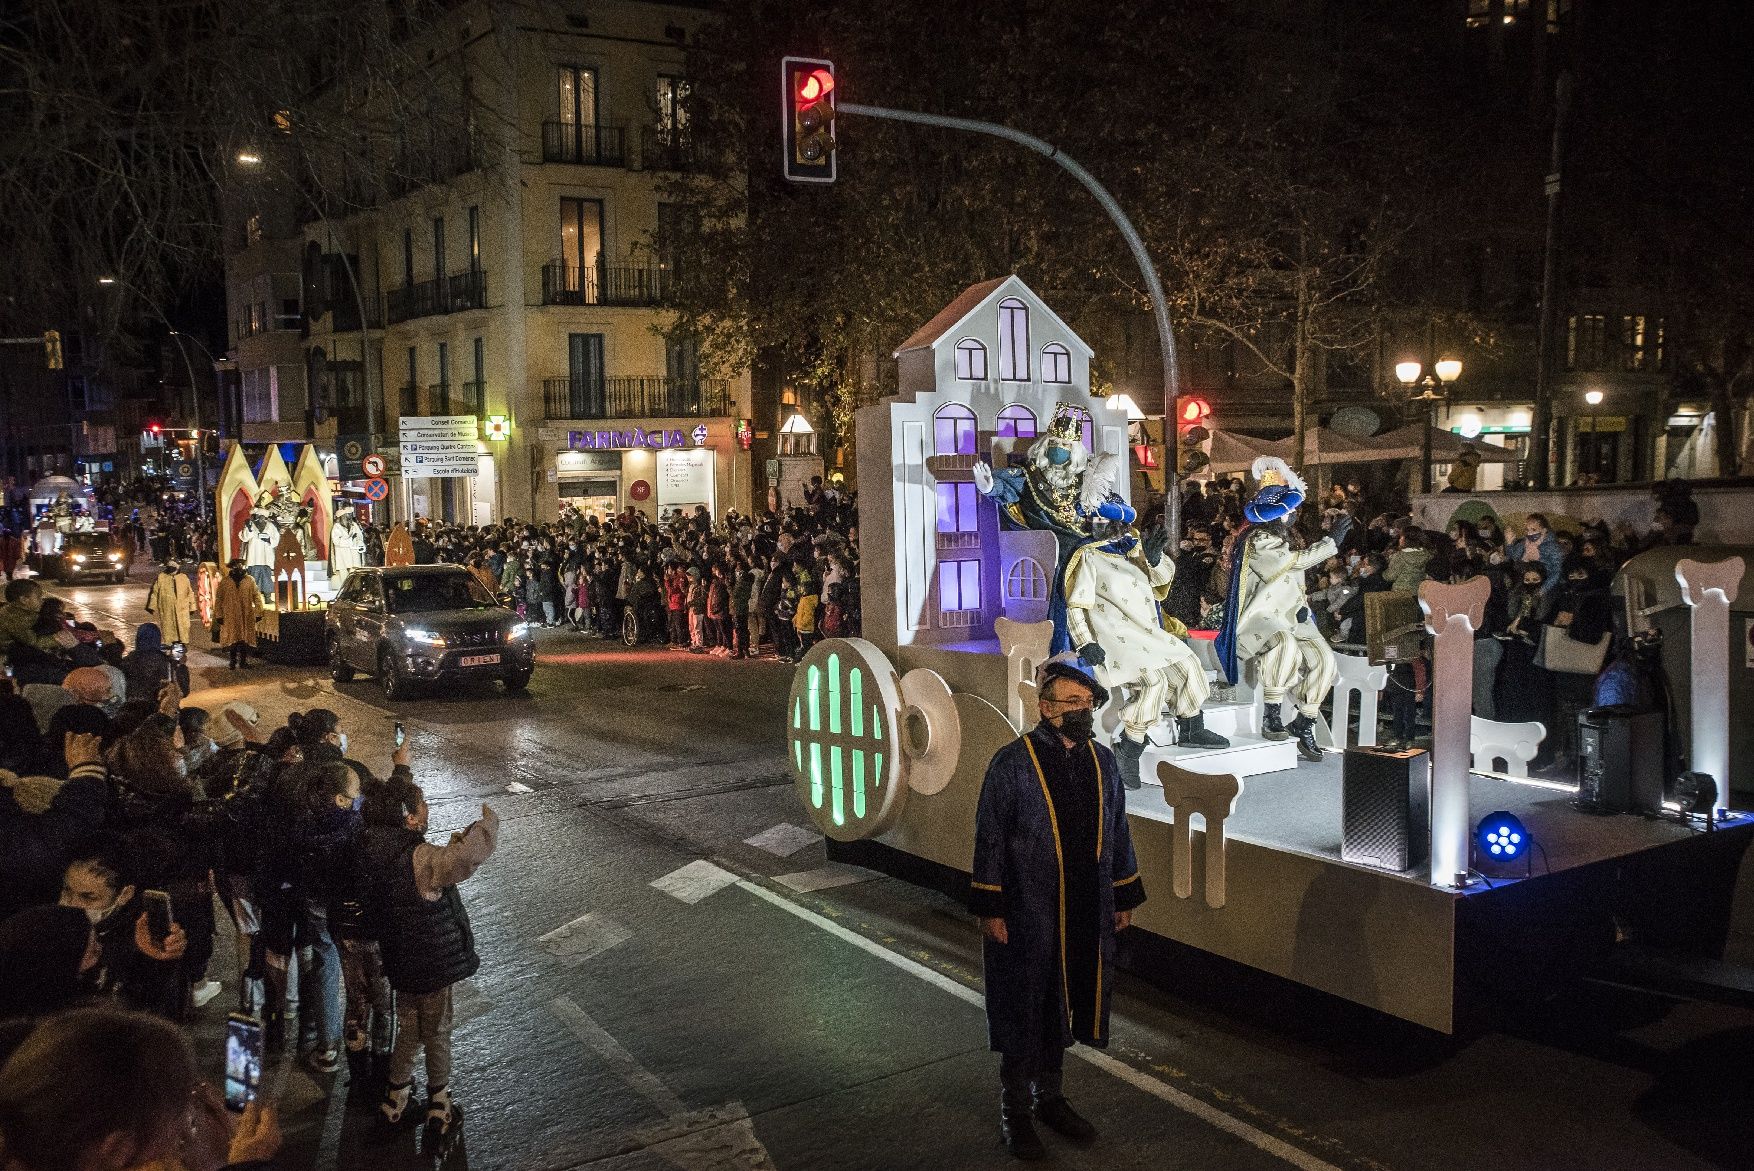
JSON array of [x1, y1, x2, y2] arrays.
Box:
[[398, 383, 421, 417], [541, 122, 628, 167], [385, 270, 488, 325], [460, 380, 486, 417], [539, 263, 668, 307], [542, 376, 730, 421], [639, 130, 700, 173]]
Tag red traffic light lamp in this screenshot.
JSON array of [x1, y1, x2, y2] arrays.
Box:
[[1177, 396, 1212, 428], [781, 56, 836, 183]]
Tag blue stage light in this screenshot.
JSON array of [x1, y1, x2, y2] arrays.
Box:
[[1474, 811, 1532, 878]]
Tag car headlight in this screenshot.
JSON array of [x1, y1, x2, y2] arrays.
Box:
[[509, 622, 533, 640], [107, 552, 122, 561], [404, 628, 447, 647], [71, 554, 86, 563]]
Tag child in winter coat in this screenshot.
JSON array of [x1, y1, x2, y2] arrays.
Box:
[[361, 772, 498, 1143]]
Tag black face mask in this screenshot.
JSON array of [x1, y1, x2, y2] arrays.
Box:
[[1055, 709, 1096, 743], [229, 569, 246, 582]]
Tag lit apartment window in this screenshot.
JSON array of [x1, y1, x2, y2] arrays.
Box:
[[1621, 314, 1647, 371], [1041, 343, 1071, 384], [1566, 314, 1606, 371], [245, 214, 263, 246], [954, 339, 988, 381], [656, 75, 690, 144], [935, 482, 979, 533], [996, 404, 1037, 438], [939, 560, 982, 612], [934, 403, 976, 456], [997, 298, 1030, 381]]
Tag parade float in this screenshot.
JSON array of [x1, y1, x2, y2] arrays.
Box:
[[784, 277, 1754, 1033], [198, 442, 341, 663]]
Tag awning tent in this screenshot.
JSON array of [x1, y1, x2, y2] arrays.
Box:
[[1206, 425, 1520, 475]]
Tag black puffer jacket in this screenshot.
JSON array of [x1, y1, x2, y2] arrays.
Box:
[[359, 825, 479, 996]]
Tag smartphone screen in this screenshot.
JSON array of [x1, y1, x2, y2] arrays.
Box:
[[224, 1014, 264, 1112], [394, 722, 406, 748], [143, 889, 174, 946]]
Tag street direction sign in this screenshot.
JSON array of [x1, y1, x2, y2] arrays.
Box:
[[398, 443, 479, 477], [397, 415, 477, 443], [362, 453, 386, 478], [362, 477, 390, 502]]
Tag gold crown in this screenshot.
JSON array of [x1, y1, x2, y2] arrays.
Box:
[[1046, 403, 1086, 441], [1257, 468, 1286, 488]]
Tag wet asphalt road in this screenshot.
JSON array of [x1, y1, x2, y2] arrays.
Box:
[[53, 570, 1754, 1171]]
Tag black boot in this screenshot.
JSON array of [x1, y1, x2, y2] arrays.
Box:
[[1034, 1094, 1098, 1146], [1176, 712, 1230, 749], [999, 1091, 1046, 1161], [1112, 734, 1146, 790], [1288, 713, 1323, 762], [1262, 704, 1288, 741]]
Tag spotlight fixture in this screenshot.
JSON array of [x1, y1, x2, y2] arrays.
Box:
[[1473, 810, 1533, 878], [1673, 772, 1720, 831]]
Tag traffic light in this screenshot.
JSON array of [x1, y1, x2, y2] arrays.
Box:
[[1176, 396, 1212, 475], [42, 329, 62, 370], [781, 56, 836, 183]]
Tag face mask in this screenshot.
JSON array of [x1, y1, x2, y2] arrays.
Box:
[[1055, 709, 1096, 743], [350, 794, 365, 812], [229, 569, 245, 582], [1047, 446, 1072, 467], [337, 732, 348, 754]]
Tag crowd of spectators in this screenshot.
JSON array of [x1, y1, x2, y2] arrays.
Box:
[[1162, 476, 1701, 769]]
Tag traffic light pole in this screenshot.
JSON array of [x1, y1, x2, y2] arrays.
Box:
[[836, 102, 1185, 535]]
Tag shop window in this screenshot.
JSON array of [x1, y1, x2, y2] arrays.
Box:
[[934, 403, 976, 456], [1041, 343, 1071, 384], [935, 482, 979, 533], [939, 559, 981, 612], [998, 297, 1030, 381], [996, 404, 1037, 438], [954, 338, 988, 381]]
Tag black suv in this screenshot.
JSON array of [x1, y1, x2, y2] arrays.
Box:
[[325, 565, 536, 699], [53, 532, 130, 584]]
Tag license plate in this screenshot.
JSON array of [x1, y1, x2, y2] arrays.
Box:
[[459, 653, 501, 667]]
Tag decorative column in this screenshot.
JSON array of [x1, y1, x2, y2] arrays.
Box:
[[1419, 576, 1490, 889], [1677, 557, 1744, 815]]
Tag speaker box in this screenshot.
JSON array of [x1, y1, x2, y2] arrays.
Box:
[[1341, 746, 1431, 873], [1577, 706, 1665, 814]]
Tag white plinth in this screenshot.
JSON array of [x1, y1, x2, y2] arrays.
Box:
[[1143, 734, 1299, 781]]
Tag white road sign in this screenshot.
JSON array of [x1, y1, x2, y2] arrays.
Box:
[[398, 415, 478, 443]]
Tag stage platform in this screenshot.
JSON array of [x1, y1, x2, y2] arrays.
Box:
[[839, 755, 1754, 1034]]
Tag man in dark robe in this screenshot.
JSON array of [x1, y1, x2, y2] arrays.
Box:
[[971, 662, 1145, 1160]]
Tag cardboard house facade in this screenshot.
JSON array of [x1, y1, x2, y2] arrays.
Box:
[[858, 276, 1131, 652]]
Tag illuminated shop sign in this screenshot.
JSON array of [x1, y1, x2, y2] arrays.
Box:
[[568, 427, 688, 451]]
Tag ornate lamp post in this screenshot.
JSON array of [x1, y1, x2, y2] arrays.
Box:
[[1397, 358, 1463, 494]]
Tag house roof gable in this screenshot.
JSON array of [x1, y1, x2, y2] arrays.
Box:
[[892, 275, 1092, 359]]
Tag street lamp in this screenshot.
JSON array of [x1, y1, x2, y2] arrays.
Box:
[[236, 151, 262, 166], [1396, 357, 1466, 494], [1583, 388, 1605, 479], [1397, 358, 1464, 495]]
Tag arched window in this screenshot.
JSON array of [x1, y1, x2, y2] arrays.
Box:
[[1041, 343, 1071, 384], [933, 403, 977, 456], [954, 338, 988, 381], [997, 297, 1030, 381], [1004, 557, 1048, 604], [996, 404, 1037, 439]]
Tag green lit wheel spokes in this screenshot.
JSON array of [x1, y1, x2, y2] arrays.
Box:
[[786, 637, 906, 841]]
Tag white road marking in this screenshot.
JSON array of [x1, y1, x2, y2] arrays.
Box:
[[733, 879, 1347, 1171], [771, 862, 876, 894], [744, 823, 822, 857], [651, 859, 740, 905], [537, 912, 632, 966], [550, 996, 775, 1170], [506, 781, 535, 794]]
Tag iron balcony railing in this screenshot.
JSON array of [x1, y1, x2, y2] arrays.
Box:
[[385, 270, 487, 325], [460, 380, 486, 417], [540, 262, 668, 307], [542, 376, 730, 421], [397, 383, 420, 416], [639, 131, 700, 173], [541, 122, 628, 167]]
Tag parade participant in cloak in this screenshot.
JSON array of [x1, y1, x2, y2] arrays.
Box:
[[329, 509, 367, 590], [971, 662, 1145, 1159], [1063, 455, 1227, 791], [144, 562, 195, 646], [972, 405, 1097, 656], [1215, 458, 1337, 763]]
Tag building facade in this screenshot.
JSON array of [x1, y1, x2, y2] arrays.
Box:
[[222, 0, 752, 525]]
